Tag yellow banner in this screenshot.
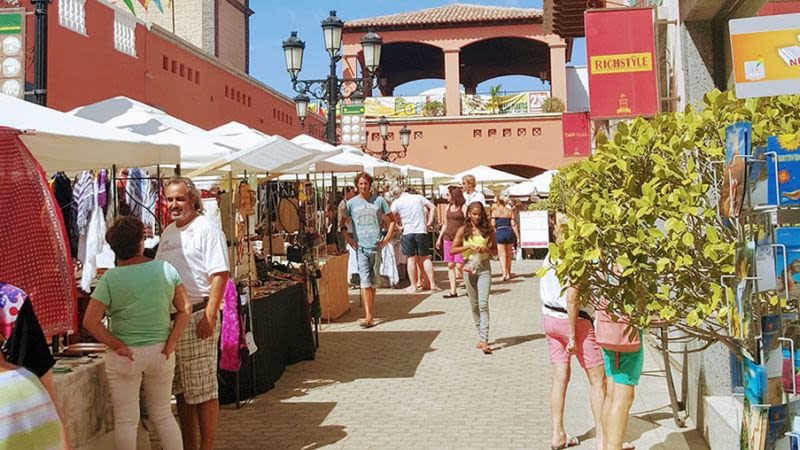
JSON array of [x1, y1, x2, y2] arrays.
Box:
[[590, 52, 653, 75], [731, 28, 800, 84]]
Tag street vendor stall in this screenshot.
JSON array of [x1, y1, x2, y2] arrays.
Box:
[[0, 95, 180, 449]]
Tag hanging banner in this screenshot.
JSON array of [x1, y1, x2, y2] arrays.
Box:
[[729, 13, 800, 99], [364, 95, 445, 117], [461, 91, 550, 115], [562, 112, 591, 157], [585, 7, 659, 119]]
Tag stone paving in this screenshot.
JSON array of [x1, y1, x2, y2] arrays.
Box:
[[214, 261, 709, 449]]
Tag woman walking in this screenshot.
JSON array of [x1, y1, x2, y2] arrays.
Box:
[[436, 186, 467, 298], [492, 196, 520, 281], [450, 202, 497, 354], [83, 217, 191, 450]]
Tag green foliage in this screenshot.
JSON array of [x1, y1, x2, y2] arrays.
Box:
[[487, 85, 504, 114], [545, 90, 800, 349], [542, 97, 565, 113]]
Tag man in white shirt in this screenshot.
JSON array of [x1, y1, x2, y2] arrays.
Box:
[[461, 174, 486, 206], [390, 186, 439, 293], [156, 177, 229, 450]]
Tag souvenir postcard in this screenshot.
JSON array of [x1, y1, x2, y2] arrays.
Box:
[[783, 314, 800, 395], [750, 145, 776, 209], [735, 242, 757, 353], [757, 230, 779, 292], [768, 403, 789, 450], [762, 315, 785, 404], [768, 135, 800, 208], [742, 398, 770, 450], [721, 122, 752, 218], [775, 227, 800, 306], [745, 356, 769, 405]]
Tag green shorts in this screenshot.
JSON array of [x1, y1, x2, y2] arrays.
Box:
[[602, 340, 644, 386]]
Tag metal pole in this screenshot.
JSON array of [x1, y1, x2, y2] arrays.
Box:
[[32, 0, 49, 106], [381, 137, 388, 161], [326, 57, 338, 145]]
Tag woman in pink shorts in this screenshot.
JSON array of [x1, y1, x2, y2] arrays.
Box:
[[540, 252, 607, 450], [436, 186, 466, 298]]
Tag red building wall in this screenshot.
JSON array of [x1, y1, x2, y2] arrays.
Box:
[[758, 1, 800, 15], [9, 0, 324, 140]]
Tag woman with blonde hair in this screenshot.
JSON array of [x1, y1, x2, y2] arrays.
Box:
[[492, 195, 520, 281]]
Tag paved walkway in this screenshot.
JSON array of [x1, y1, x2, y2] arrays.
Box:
[[215, 261, 709, 449]]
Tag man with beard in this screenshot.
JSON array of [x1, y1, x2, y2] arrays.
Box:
[[156, 177, 229, 450]]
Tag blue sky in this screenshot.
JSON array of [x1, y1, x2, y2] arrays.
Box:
[[249, 0, 586, 98]]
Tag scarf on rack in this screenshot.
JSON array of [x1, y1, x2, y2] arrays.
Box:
[[219, 279, 245, 372], [97, 169, 108, 214], [73, 171, 94, 235]]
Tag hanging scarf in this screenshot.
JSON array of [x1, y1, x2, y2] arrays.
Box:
[[219, 279, 245, 372], [0, 283, 26, 339], [73, 171, 94, 235], [126, 168, 146, 221], [97, 169, 108, 214]]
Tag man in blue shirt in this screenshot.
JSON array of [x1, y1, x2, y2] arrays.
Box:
[[342, 172, 396, 328]]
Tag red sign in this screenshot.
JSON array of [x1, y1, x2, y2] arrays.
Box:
[[562, 112, 592, 157], [585, 8, 659, 119]]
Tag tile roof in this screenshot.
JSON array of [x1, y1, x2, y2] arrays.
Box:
[[344, 3, 543, 30]]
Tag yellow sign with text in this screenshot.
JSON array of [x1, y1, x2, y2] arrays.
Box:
[[731, 28, 800, 83], [590, 52, 653, 75]]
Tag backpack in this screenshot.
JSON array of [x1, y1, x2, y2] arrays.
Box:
[[595, 306, 641, 354]]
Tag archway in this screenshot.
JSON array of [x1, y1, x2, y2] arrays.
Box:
[[492, 164, 547, 179], [373, 42, 444, 96], [459, 37, 551, 93]]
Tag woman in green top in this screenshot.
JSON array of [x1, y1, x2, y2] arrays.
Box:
[[450, 202, 497, 355], [83, 217, 191, 450]]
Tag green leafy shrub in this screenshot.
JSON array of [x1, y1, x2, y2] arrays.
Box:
[[543, 90, 800, 350]]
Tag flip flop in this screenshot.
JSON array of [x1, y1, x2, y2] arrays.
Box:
[[443, 292, 459, 298], [550, 436, 579, 450], [622, 443, 635, 450], [358, 320, 376, 328]]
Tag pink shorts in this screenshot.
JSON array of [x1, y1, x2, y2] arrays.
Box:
[[442, 239, 464, 264], [543, 314, 604, 369]]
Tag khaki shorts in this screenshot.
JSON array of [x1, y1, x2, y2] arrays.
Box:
[[173, 309, 220, 404]]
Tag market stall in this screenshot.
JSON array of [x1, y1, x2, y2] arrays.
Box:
[[0, 95, 181, 449]]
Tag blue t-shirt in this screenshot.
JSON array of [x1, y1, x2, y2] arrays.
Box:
[[345, 194, 390, 249]]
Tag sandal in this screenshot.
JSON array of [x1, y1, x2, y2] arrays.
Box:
[[358, 320, 376, 328], [443, 292, 459, 298], [551, 436, 580, 450], [480, 342, 493, 354]]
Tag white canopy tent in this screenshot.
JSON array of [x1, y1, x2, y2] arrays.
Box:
[[0, 95, 179, 171], [290, 134, 338, 152], [448, 165, 526, 184], [505, 170, 557, 197], [400, 164, 450, 184], [69, 96, 237, 169]]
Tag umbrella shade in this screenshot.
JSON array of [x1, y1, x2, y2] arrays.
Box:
[[70, 96, 237, 169], [0, 95, 179, 171], [448, 165, 526, 184]]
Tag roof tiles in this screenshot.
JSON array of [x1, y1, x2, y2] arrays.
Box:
[[344, 3, 543, 29]]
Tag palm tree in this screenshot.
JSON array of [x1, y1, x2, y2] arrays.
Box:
[[487, 84, 503, 114]]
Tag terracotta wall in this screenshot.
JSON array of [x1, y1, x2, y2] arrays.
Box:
[[9, 0, 324, 140], [367, 115, 577, 174], [217, 0, 247, 72]]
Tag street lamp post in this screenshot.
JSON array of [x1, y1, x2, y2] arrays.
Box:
[[282, 11, 383, 145], [363, 115, 411, 162]]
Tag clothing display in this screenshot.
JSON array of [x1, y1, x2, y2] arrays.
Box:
[[0, 131, 75, 336], [79, 180, 107, 293], [0, 283, 55, 378]]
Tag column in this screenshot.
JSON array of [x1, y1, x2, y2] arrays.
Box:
[[549, 43, 568, 107], [444, 49, 461, 116]]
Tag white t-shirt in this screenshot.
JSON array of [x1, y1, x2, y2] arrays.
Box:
[[539, 253, 591, 319], [156, 215, 229, 304], [390, 192, 432, 235], [464, 190, 486, 207]]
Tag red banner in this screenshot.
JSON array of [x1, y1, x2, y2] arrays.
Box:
[[562, 112, 592, 157], [585, 8, 659, 119]]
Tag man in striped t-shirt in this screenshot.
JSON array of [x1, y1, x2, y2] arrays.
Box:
[[0, 338, 64, 450]]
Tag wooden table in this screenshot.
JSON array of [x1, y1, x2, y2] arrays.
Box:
[[318, 253, 350, 322]]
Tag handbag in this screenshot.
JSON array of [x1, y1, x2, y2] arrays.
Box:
[[286, 244, 303, 263], [595, 306, 641, 354]]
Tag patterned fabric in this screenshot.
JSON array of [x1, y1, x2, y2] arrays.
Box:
[[125, 168, 146, 221], [72, 171, 94, 235], [96, 169, 107, 214], [173, 310, 220, 404], [219, 279, 243, 372], [0, 128, 76, 336], [0, 367, 63, 450], [0, 283, 26, 339]]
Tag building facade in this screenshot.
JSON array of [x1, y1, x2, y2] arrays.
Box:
[[341, 4, 578, 177], [1, 0, 324, 141]]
